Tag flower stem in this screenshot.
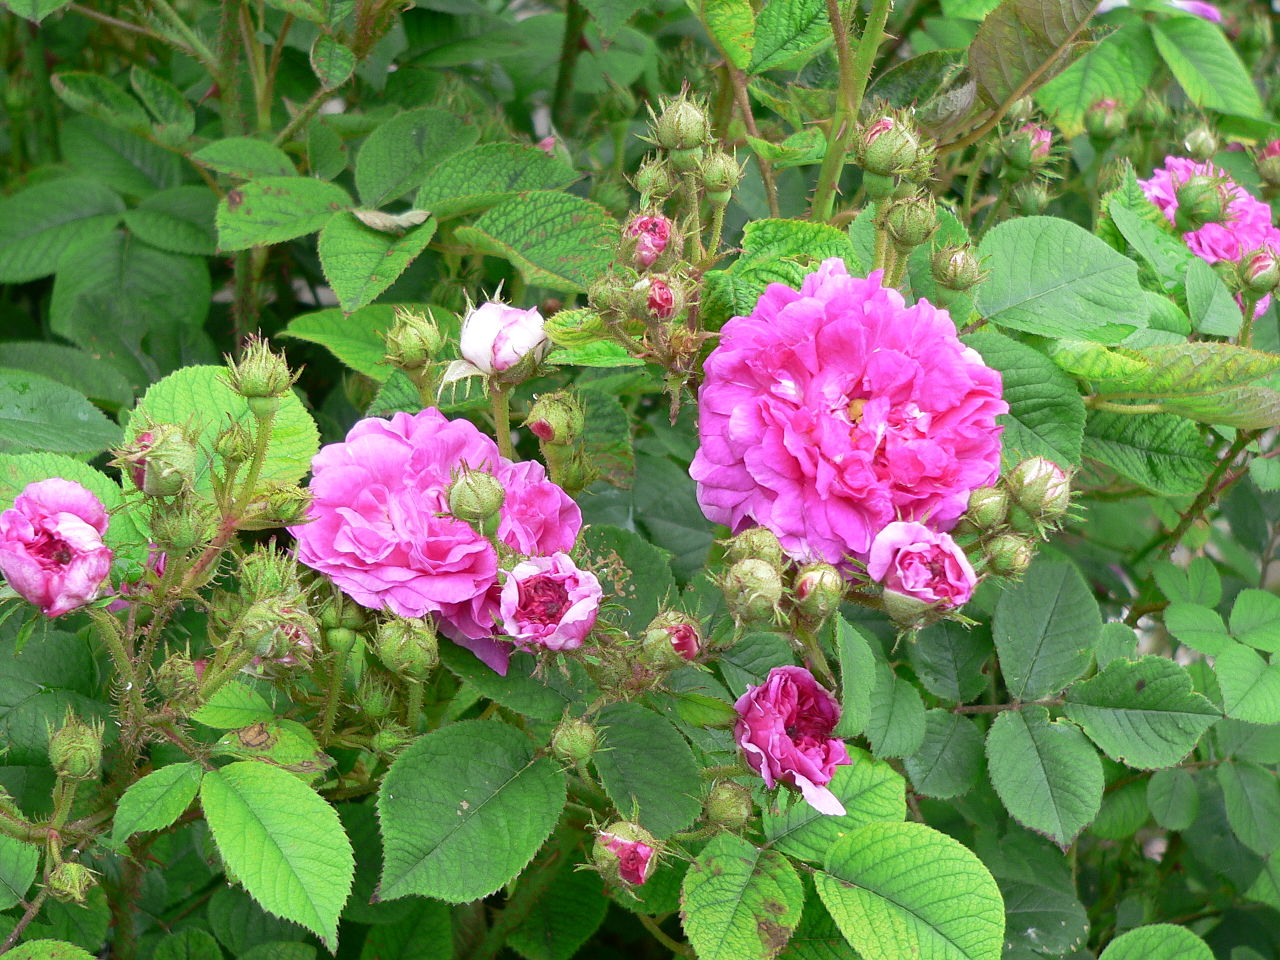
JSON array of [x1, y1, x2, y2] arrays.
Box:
[[491, 385, 515, 460], [1240, 295, 1262, 346], [405, 681, 426, 734], [319, 648, 349, 744]]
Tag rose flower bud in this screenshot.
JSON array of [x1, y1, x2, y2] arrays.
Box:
[[455, 300, 547, 378], [550, 716, 599, 763], [1242, 247, 1280, 295], [868, 521, 977, 626], [500, 553, 603, 652], [0, 479, 113, 618], [985, 533, 1035, 578], [1006, 456, 1072, 521], [525, 391, 585, 446], [642, 609, 703, 666], [1257, 140, 1280, 188], [722, 558, 784, 624], [594, 822, 658, 886], [793, 562, 844, 622], [734, 665, 851, 815], [1084, 98, 1125, 140], [724, 526, 785, 570], [624, 214, 672, 269]]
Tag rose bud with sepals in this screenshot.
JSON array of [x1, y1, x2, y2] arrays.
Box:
[[856, 113, 922, 178], [723, 526, 786, 571], [382, 306, 444, 373], [1084, 99, 1126, 141], [633, 156, 679, 205], [703, 780, 754, 831], [701, 149, 742, 205], [370, 726, 411, 758], [1183, 127, 1219, 163], [1257, 141, 1280, 189], [985, 533, 1035, 577], [723, 558, 784, 625], [214, 420, 253, 466], [375, 617, 439, 681], [356, 675, 395, 720], [458, 300, 548, 381], [932, 243, 985, 292], [447, 469, 506, 535], [793, 563, 844, 622], [868, 522, 977, 628], [551, 716, 599, 764], [633, 275, 682, 322], [885, 192, 939, 252], [154, 653, 201, 707], [623, 214, 673, 270], [118, 423, 197, 498], [1173, 175, 1229, 232], [966, 485, 1010, 531], [1001, 124, 1052, 178], [594, 821, 659, 886], [1013, 181, 1051, 216], [224, 335, 298, 418], [652, 94, 711, 173], [1242, 248, 1280, 295], [641, 609, 703, 667], [525, 390, 585, 446], [1006, 457, 1072, 524], [47, 862, 96, 905], [48, 712, 103, 781]]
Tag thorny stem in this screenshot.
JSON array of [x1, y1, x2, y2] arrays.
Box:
[[274, 85, 337, 146], [320, 648, 350, 744]]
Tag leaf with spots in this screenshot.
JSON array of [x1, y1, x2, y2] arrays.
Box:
[[317, 213, 436, 314], [216, 176, 350, 251]]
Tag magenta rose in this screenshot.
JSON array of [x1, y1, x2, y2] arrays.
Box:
[[690, 259, 1006, 570], [1017, 123, 1052, 161], [625, 214, 671, 269], [290, 409, 581, 674], [734, 665, 851, 816], [867, 521, 976, 608], [499, 553, 602, 652], [0, 478, 113, 618], [599, 830, 655, 885]]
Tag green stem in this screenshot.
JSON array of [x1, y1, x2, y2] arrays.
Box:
[[637, 915, 696, 958], [319, 649, 350, 744], [273, 84, 335, 146], [151, 0, 222, 83], [962, 144, 991, 227], [405, 681, 425, 734], [0, 805, 40, 844], [704, 203, 727, 267], [491, 385, 515, 460], [1240, 295, 1262, 346], [551, 0, 588, 132], [728, 68, 779, 218], [229, 404, 278, 521], [197, 649, 258, 704], [88, 608, 147, 735], [22, 23, 58, 166], [1084, 398, 1165, 415]]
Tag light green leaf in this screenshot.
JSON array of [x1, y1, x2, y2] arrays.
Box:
[[1230, 589, 1280, 653], [1106, 199, 1196, 291], [1082, 412, 1215, 496], [0, 369, 122, 456], [201, 761, 354, 951], [415, 143, 577, 219], [355, 108, 480, 208], [742, 218, 856, 261], [112, 762, 203, 842], [216, 176, 350, 251], [310, 35, 356, 88], [1060, 342, 1280, 401], [985, 705, 1102, 845], [1098, 924, 1214, 960], [264, 0, 326, 22], [1147, 768, 1199, 831], [976, 217, 1147, 343], [699, 0, 755, 69], [0, 177, 122, 284], [129, 66, 194, 143], [318, 213, 436, 313], [904, 711, 984, 799], [1, 0, 71, 21], [213, 719, 334, 781], [377, 720, 566, 902], [1185, 259, 1242, 337], [283, 303, 424, 382], [1063, 656, 1219, 769], [51, 71, 148, 129], [4, 943, 96, 960], [123, 186, 218, 257], [833, 616, 875, 739], [681, 833, 804, 960], [1035, 23, 1157, 137], [0, 833, 39, 911], [749, 0, 830, 73], [1217, 760, 1280, 856], [191, 681, 275, 728], [1096, 622, 1139, 668], [192, 138, 297, 180], [1154, 556, 1221, 607], [1215, 643, 1280, 725], [967, 0, 1096, 107], [594, 702, 701, 839], [864, 662, 926, 759], [546, 342, 644, 367], [1152, 17, 1264, 118], [816, 821, 1004, 960], [1160, 385, 1280, 429], [1249, 458, 1280, 492]]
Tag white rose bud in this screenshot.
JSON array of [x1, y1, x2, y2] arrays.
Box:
[[447, 301, 547, 383]]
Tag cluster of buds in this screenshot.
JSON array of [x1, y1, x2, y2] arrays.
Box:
[[1084, 99, 1127, 142], [224, 335, 299, 419], [212, 546, 319, 668], [524, 390, 596, 494], [374, 617, 439, 682], [719, 527, 788, 627], [382, 306, 446, 394], [854, 109, 936, 199], [114, 421, 198, 499], [958, 457, 1074, 578]]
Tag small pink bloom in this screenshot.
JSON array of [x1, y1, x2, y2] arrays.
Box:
[[625, 215, 671, 269], [499, 553, 601, 652], [668, 622, 699, 660], [1261, 141, 1280, 160], [1168, 0, 1221, 20], [599, 832, 655, 885], [459, 301, 547, 375], [647, 278, 676, 319], [734, 665, 851, 815], [1017, 123, 1053, 161], [867, 521, 976, 608], [0, 479, 112, 618], [536, 136, 557, 156]]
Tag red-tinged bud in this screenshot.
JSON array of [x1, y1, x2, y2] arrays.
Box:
[[525, 390, 585, 446], [647, 278, 676, 319], [624, 214, 672, 269], [857, 115, 922, 177], [1084, 99, 1126, 140], [1258, 140, 1280, 187], [1243, 247, 1280, 295], [793, 562, 844, 622], [642, 610, 703, 666], [594, 822, 659, 886]]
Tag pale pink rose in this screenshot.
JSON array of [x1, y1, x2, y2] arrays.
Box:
[[690, 259, 1006, 570], [0, 479, 112, 617], [867, 521, 976, 608], [599, 831, 655, 885], [646, 278, 675, 319], [625, 215, 671, 269], [459, 301, 547, 375], [734, 665, 851, 816], [499, 553, 601, 652]]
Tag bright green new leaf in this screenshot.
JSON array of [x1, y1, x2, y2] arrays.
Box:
[[545, 342, 644, 367], [1098, 924, 1214, 960], [1215, 643, 1280, 725], [681, 833, 804, 960], [749, 0, 831, 74], [742, 218, 856, 261], [414, 142, 577, 219], [1216, 760, 1280, 856], [1082, 412, 1216, 496], [594, 702, 701, 838], [904, 711, 985, 799], [201, 761, 354, 951], [192, 138, 297, 180], [1154, 556, 1221, 607], [317, 213, 437, 313], [1036, 23, 1157, 137], [216, 177, 350, 251], [1152, 17, 1264, 118], [355, 107, 480, 208], [213, 719, 334, 782], [1, 0, 71, 20], [4, 943, 97, 960], [0, 369, 122, 456], [284, 303, 436, 382], [0, 177, 122, 284], [112, 762, 203, 842], [1185, 259, 1242, 337], [191, 681, 276, 729], [1230, 589, 1280, 653], [833, 616, 875, 738], [816, 821, 1004, 960], [698, 0, 755, 69]]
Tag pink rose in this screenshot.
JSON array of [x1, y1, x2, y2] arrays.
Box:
[[290, 409, 581, 674], [625, 214, 671, 269], [1017, 123, 1052, 161], [690, 259, 1006, 570], [734, 665, 851, 816], [599, 831, 655, 885], [0, 478, 112, 617], [499, 553, 601, 652], [867, 521, 976, 608], [646, 278, 676, 320], [458, 301, 547, 375]]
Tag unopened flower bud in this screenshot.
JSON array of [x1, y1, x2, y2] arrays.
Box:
[[967, 486, 1009, 530], [375, 617, 438, 680], [356, 676, 395, 719], [1183, 127, 1219, 163], [594, 821, 659, 886], [370, 726, 411, 757], [214, 421, 254, 465], [624, 214, 673, 270], [225, 335, 297, 407], [642, 610, 703, 666], [256, 481, 313, 527], [447, 470, 505, 525], [702, 780, 753, 831], [885, 193, 939, 250], [985, 533, 1035, 577], [635, 276, 682, 321], [1007, 97, 1034, 125], [633, 156, 678, 204], [1257, 140, 1280, 188], [724, 526, 785, 570], [653, 95, 711, 153], [857, 115, 921, 177], [48, 713, 103, 781], [701, 149, 741, 203], [1242, 248, 1280, 294], [235, 599, 318, 661], [550, 716, 599, 763], [46, 862, 96, 904], [1002, 124, 1052, 175], [1132, 93, 1170, 131], [525, 391, 585, 447], [1175, 176, 1228, 231], [793, 563, 844, 621], [154, 654, 200, 703], [149, 501, 217, 552], [1084, 99, 1126, 141], [459, 301, 547, 378], [1013, 181, 1050, 216], [723, 559, 784, 624], [324, 626, 358, 656], [383, 306, 444, 372], [240, 545, 301, 600], [932, 243, 984, 292], [1006, 457, 1072, 521]]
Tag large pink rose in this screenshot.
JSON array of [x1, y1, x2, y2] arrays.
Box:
[[867, 521, 976, 608], [734, 665, 851, 816], [290, 409, 581, 674], [0, 478, 112, 617], [691, 259, 1006, 568], [499, 553, 602, 652]]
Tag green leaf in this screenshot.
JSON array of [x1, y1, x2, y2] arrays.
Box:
[[1249, 458, 1280, 492], [1230, 589, 1280, 653], [129, 66, 194, 144], [1106, 201, 1196, 292], [967, 0, 1096, 107], [1062, 656, 1219, 769], [318, 214, 437, 314], [192, 138, 297, 180], [508, 861, 606, 960], [264, 0, 326, 22], [1000, 878, 1089, 956], [993, 558, 1100, 701], [746, 129, 827, 169], [0, 833, 39, 911], [864, 662, 926, 759], [904, 711, 984, 799], [216, 177, 351, 251], [358, 900, 452, 960], [1053, 342, 1280, 401], [1, 0, 70, 21], [60, 115, 180, 196], [594, 702, 701, 838], [909, 620, 993, 704], [1151, 17, 1264, 118], [414, 142, 578, 218], [355, 108, 480, 208], [377, 720, 566, 902], [191, 681, 275, 728], [240, 945, 315, 960], [762, 751, 906, 863], [3, 943, 96, 960], [310, 35, 356, 88], [213, 719, 334, 781], [1082, 411, 1215, 496], [580, 388, 637, 488], [699, 0, 755, 69], [749, 0, 831, 73], [51, 71, 148, 129], [1160, 385, 1280, 430], [720, 631, 794, 698], [964, 330, 1084, 468], [128, 365, 320, 495], [0, 177, 122, 284], [1217, 760, 1280, 856], [1147, 768, 1199, 831], [816, 821, 1004, 960], [1185, 258, 1242, 337], [283, 303, 413, 382], [976, 217, 1147, 343], [1154, 556, 1221, 607], [438, 644, 596, 722], [546, 342, 644, 367], [1098, 924, 1214, 960], [985, 705, 1102, 845], [152, 929, 224, 960], [578, 524, 674, 634], [122, 186, 218, 257], [206, 887, 309, 956], [867, 49, 967, 111], [0, 369, 122, 456], [742, 219, 856, 261], [1035, 23, 1157, 137], [578, 0, 643, 38], [1096, 621, 1139, 668], [1215, 643, 1280, 725], [833, 617, 875, 739], [681, 833, 805, 960], [201, 761, 354, 951], [112, 762, 203, 842], [454, 192, 618, 294]]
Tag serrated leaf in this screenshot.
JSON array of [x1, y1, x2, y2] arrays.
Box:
[[317, 213, 436, 313], [578, 525, 672, 633], [864, 662, 926, 759], [508, 860, 607, 960], [355, 108, 480, 208], [681, 833, 804, 960], [0, 369, 122, 456], [1162, 386, 1280, 430], [201, 761, 354, 951], [1216, 760, 1280, 856], [1082, 411, 1215, 496], [377, 720, 566, 902], [1185, 258, 1242, 337], [594, 702, 701, 838], [264, 0, 326, 21], [357, 899, 452, 960], [129, 66, 194, 142], [217, 177, 350, 251], [1060, 341, 1280, 401], [1154, 557, 1221, 607], [816, 821, 1005, 960], [1215, 643, 1280, 725], [437, 644, 596, 722], [999, 879, 1089, 957], [1062, 656, 1219, 769], [993, 558, 1100, 701], [112, 762, 202, 842], [867, 49, 967, 111], [193, 138, 297, 180], [967, 0, 1095, 108], [742, 219, 856, 261], [762, 751, 906, 863], [454, 192, 617, 294], [578, 0, 643, 37], [1230, 589, 1280, 653], [1147, 768, 1199, 831], [721, 631, 795, 698], [310, 35, 356, 88], [1096, 621, 1139, 668], [748, 0, 831, 73], [283, 303, 424, 382], [986, 705, 1102, 845], [191, 681, 275, 728], [123, 185, 218, 256], [4, 943, 96, 960], [908, 620, 994, 704], [1106, 198, 1197, 292], [60, 115, 179, 196], [904, 711, 984, 799], [0, 833, 39, 911], [414, 142, 577, 219], [976, 217, 1147, 343], [833, 617, 875, 739], [546, 342, 643, 367], [1, 0, 71, 21], [152, 928, 223, 960], [1035, 22, 1156, 137], [1151, 17, 1263, 118], [700, 0, 755, 69], [0, 177, 122, 284], [51, 71, 149, 129], [1098, 924, 1214, 960], [214, 719, 334, 781]]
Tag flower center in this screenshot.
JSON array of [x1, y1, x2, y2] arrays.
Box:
[[34, 531, 74, 567], [517, 574, 571, 625]]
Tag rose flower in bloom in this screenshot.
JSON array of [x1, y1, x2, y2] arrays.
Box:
[[499, 553, 602, 651], [734, 665, 851, 815], [0, 479, 113, 617], [690, 259, 1005, 569], [453, 300, 547, 378], [867, 521, 977, 609], [290, 408, 580, 674]]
